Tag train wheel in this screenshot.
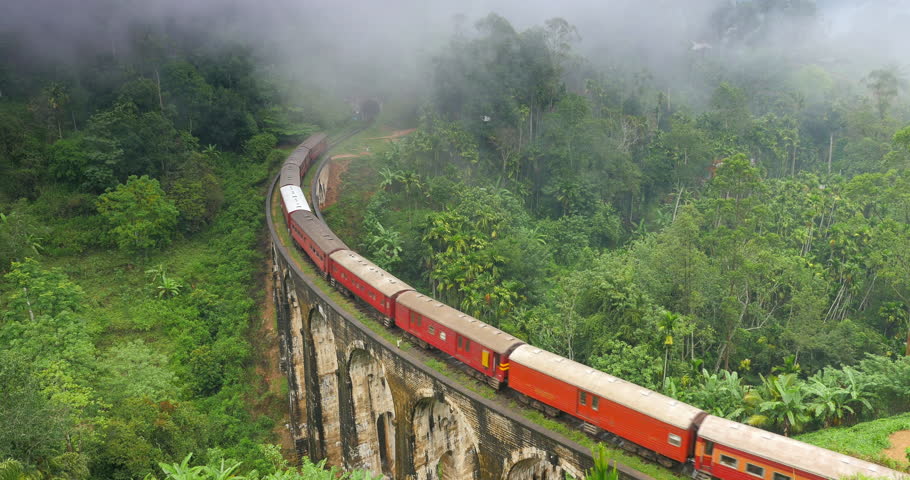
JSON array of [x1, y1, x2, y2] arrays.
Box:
[[656, 455, 675, 469]]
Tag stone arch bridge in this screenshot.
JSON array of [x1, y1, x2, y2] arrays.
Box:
[[267, 178, 651, 480]]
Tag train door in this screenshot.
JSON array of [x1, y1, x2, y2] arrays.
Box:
[[700, 440, 714, 472], [481, 349, 492, 372], [576, 389, 599, 421], [409, 311, 421, 332]]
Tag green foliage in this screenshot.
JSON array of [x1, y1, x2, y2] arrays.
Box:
[[0, 204, 47, 271], [153, 453, 380, 480], [97, 340, 178, 405], [0, 353, 69, 467], [797, 412, 910, 462], [96, 175, 179, 252], [585, 444, 619, 480], [242, 133, 277, 163], [164, 154, 224, 232], [3, 258, 85, 321]]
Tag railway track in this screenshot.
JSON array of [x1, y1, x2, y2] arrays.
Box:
[[296, 125, 690, 477]]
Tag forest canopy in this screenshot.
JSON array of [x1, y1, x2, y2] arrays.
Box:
[[325, 7, 910, 441]]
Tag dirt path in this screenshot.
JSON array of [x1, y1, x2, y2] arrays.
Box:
[[322, 157, 353, 208], [251, 257, 296, 461], [331, 152, 370, 160], [366, 128, 416, 140], [883, 430, 910, 465]]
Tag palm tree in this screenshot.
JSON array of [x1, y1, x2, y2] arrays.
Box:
[[378, 167, 398, 192], [365, 220, 403, 269], [158, 454, 204, 480], [805, 376, 851, 428], [748, 374, 810, 436], [203, 459, 245, 480], [659, 311, 679, 389], [0, 459, 38, 480], [772, 354, 801, 376]]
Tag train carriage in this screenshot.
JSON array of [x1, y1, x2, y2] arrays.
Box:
[[394, 291, 525, 388], [695, 415, 906, 480], [289, 210, 348, 274], [279, 185, 310, 226], [301, 132, 328, 166], [508, 345, 705, 465], [329, 250, 413, 325], [284, 146, 311, 171], [280, 163, 302, 188]]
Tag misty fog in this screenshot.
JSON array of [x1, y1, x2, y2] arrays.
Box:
[[3, 0, 907, 107]]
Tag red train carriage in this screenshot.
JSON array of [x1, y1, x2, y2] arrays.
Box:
[[284, 145, 311, 172], [329, 250, 413, 326], [280, 163, 302, 188], [300, 132, 328, 168], [695, 415, 906, 480], [508, 345, 705, 465], [289, 210, 348, 274], [279, 185, 310, 224], [394, 291, 525, 388]]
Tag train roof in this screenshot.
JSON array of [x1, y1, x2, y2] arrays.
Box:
[[329, 250, 414, 298], [397, 291, 525, 355], [290, 210, 348, 255], [280, 185, 310, 213], [284, 144, 311, 169], [698, 415, 907, 480], [301, 132, 328, 150], [279, 164, 302, 188], [509, 345, 705, 430]]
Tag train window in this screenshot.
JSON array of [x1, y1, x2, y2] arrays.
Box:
[[745, 464, 764, 478], [440, 332, 446, 341], [579, 391, 587, 406], [458, 337, 463, 349], [772, 474, 791, 480], [667, 434, 681, 447], [428, 325, 435, 335], [591, 396, 599, 411], [465, 340, 471, 352], [719, 455, 737, 468], [704, 441, 714, 455]]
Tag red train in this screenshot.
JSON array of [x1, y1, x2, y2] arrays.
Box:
[[278, 133, 907, 480]]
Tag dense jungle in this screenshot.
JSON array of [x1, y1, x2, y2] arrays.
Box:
[[2, 0, 910, 478]]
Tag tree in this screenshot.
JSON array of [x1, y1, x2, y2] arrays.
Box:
[[242, 132, 277, 163], [0, 352, 68, 468], [96, 175, 179, 252], [864, 67, 905, 120], [3, 258, 85, 322], [748, 374, 811, 436], [165, 154, 223, 233], [0, 206, 46, 272], [659, 311, 679, 389]]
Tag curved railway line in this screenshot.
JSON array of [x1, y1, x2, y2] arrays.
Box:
[[266, 128, 908, 480]]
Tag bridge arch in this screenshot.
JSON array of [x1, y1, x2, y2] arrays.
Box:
[[502, 447, 582, 480], [411, 395, 479, 480], [347, 347, 396, 477], [309, 303, 343, 466]]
